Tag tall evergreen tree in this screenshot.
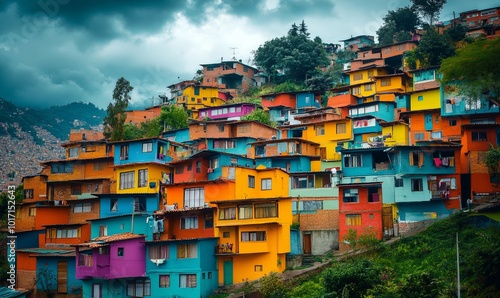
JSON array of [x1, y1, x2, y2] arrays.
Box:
[[103, 77, 133, 141], [411, 0, 447, 25]]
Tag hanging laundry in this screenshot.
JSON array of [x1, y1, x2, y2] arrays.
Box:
[[433, 158, 442, 167], [158, 219, 164, 233], [442, 157, 449, 166]]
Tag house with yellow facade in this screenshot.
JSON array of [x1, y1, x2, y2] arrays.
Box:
[[168, 83, 227, 119]]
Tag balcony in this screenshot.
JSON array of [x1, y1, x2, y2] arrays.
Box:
[[215, 243, 236, 255]]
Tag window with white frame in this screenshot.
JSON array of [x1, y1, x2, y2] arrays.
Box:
[[344, 154, 362, 167], [120, 145, 129, 160], [119, 171, 134, 189], [138, 169, 148, 188], [184, 187, 204, 208], [241, 231, 266, 241], [69, 147, 79, 158], [180, 216, 198, 229], [261, 178, 272, 190], [142, 142, 153, 152], [343, 189, 359, 203]]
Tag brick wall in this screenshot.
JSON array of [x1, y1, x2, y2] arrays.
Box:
[[298, 210, 339, 230]]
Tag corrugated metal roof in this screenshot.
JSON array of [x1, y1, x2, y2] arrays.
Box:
[[0, 287, 28, 298]]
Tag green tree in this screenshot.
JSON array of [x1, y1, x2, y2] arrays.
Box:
[[322, 259, 381, 298], [411, 0, 447, 26], [254, 22, 329, 84], [377, 6, 420, 46], [193, 68, 203, 83], [103, 77, 133, 141], [241, 109, 276, 127], [439, 38, 500, 106], [37, 266, 57, 298], [405, 28, 455, 69], [159, 105, 189, 131], [290, 280, 324, 298], [299, 20, 310, 37], [485, 145, 500, 185], [444, 24, 467, 43]]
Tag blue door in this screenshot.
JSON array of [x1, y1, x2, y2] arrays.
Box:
[[424, 114, 433, 131], [223, 260, 233, 285]]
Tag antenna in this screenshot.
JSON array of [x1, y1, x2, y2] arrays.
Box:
[[229, 47, 238, 60]]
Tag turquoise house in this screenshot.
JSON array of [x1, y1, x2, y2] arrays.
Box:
[[35, 255, 81, 296], [145, 238, 218, 298]]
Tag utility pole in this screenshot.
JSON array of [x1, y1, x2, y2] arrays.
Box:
[[456, 232, 461, 298]]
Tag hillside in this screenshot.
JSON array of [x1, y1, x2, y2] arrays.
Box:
[[0, 98, 106, 191]]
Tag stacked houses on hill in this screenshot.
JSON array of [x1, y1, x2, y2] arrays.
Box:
[[13, 11, 500, 297]]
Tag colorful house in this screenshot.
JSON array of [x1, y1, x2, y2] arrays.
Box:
[[75, 233, 146, 298], [198, 103, 261, 121], [169, 84, 227, 119], [200, 60, 259, 97]]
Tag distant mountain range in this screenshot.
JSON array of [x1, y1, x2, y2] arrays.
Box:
[[0, 98, 106, 143]]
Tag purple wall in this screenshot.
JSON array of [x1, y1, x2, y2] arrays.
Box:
[[198, 104, 258, 120], [76, 237, 146, 280]]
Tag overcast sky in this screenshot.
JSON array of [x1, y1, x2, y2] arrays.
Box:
[[1, 0, 498, 109]]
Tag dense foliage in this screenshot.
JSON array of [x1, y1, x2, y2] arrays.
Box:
[[405, 27, 456, 69], [241, 108, 276, 127], [258, 213, 500, 297], [253, 22, 329, 85], [439, 38, 500, 107], [377, 6, 420, 46], [411, 0, 447, 25]]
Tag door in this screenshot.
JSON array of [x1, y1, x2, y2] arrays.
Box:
[[223, 260, 233, 285], [57, 261, 68, 294], [382, 206, 394, 237], [303, 233, 312, 255], [424, 114, 433, 131], [92, 284, 102, 298]]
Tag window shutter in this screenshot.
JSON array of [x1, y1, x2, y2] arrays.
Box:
[[419, 152, 424, 167], [409, 152, 414, 166]]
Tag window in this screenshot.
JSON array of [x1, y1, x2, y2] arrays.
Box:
[[472, 131, 487, 142], [255, 202, 277, 218], [219, 125, 225, 132], [261, 178, 272, 190], [71, 184, 82, 195], [219, 207, 236, 220], [210, 158, 219, 169], [159, 275, 170, 288], [180, 216, 198, 229], [196, 161, 202, 173], [315, 125, 325, 136], [133, 197, 146, 212], [223, 232, 230, 238], [69, 147, 78, 158], [204, 213, 213, 228], [414, 69, 435, 82], [449, 120, 457, 126], [409, 151, 424, 167], [367, 70, 374, 78], [175, 166, 184, 174], [94, 162, 105, 171], [142, 142, 153, 152], [431, 131, 442, 139], [24, 189, 33, 199], [78, 253, 93, 267], [138, 169, 148, 188], [177, 243, 197, 258], [418, 95, 424, 101], [51, 163, 73, 174], [343, 189, 359, 203], [352, 86, 361, 95], [364, 84, 373, 91], [414, 133, 424, 141], [226, 140, 236, 149], [411, 178, 423, 191], [353, 73, 363, 81], [56, 228, 79, 238], [127, 280, 151, 297], [110, 199, 118, 212], [466, 99, 482, 110], [368, 187, 380, 202], [117, 247, 124, 256], [120, 145, 129, 160], [346, 214, 362, 226], [149, 245, 168, 259], [29, 207, 36, 217], [99, 247, 109, 255], [255, 265, 263, 272], [99, 226, 107, 237], [92, 284, 101, 298], [179, 274, 197, 288], [184, 187, 204, 208], [395, 178, 404, 187], [336, 123, 346, 134], [187, 163, 192, 171], [241, 231, 266, 241], [381, 78, 391, 86], [73, 202, 91, 213], [119, 171, 134, 189], [248, 175, 255, 188], [238, 205, 253, 219], [344, 154, 362, 167]]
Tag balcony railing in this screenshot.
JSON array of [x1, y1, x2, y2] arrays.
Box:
[[215, 243, 235, 254]]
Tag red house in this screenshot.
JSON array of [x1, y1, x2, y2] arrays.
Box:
[[338, 182, 383, 252]]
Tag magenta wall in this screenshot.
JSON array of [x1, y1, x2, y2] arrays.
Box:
[[108, 238, 146, 279], [198, 104, 258, 120]]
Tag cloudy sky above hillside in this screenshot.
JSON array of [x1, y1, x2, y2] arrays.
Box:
[[0, 0, 498, 109]]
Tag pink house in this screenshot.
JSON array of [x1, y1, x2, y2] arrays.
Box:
[[74, 233, 146, 279]]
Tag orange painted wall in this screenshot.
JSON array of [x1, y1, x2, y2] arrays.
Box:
[[327, 94, 357, 109], [69, 130, 104, 142], [173, 158, 210, 183], [16, 202, 36, 231], [261, 93, 296, 109], [408, 111, 463, 144], [164, 180, 236, 209], [65, 143, 112, 160], [35, 206, 70, 230], [161, 211, 215, 240], [44, 224, 91, 245], [125, 109, 161, 125], [22, 175, 47, 203], [17, 251, 36, 271], [189, 122, 231, 140]]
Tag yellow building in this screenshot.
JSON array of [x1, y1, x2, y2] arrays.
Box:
[[211, 166, 291, 285], [173, 84, 226, 119], [410, 88, 441, 111], [348, 66, 411, 101], [380, 121, 410, 146]]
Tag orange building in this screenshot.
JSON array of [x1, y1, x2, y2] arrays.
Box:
[[200, 60, 259, 97]]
